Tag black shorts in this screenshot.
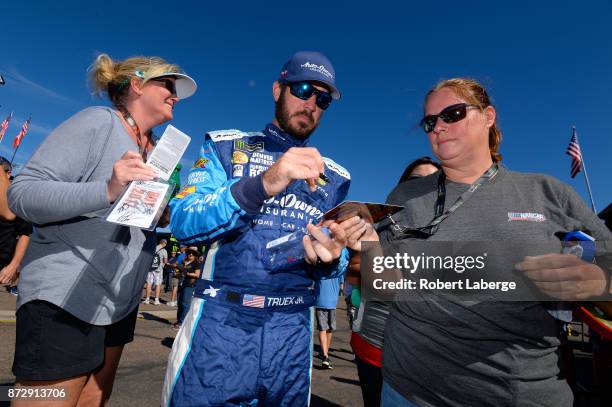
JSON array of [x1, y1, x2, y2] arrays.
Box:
[[12, 300, 139, 381]]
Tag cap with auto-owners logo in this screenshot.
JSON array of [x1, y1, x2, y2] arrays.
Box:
[[278, 51, 340, 100]]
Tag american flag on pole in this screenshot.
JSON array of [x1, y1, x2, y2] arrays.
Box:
[[0, 112, 12, 142], [242, 294, 265, 308], [566, 127, 583, 178], [12, 116, 31, 149]]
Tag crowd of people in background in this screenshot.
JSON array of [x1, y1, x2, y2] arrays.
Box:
[[140, 241, 204, 331]]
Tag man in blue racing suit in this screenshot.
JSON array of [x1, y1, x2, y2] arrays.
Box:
[[162, 51, 351, 406]]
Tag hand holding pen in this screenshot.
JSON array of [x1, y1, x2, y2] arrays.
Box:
[[262, 147, 326, 196]]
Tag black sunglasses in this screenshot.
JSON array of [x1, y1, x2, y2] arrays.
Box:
[[150, 78, 177, 96], [420, 103, 479, 133], [286, 81, 333, 110]]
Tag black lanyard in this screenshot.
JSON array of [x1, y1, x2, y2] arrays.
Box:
[[390, 163, 499, 239]]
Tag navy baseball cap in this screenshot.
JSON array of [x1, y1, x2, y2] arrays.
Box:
[[278, 51, 341, 100]]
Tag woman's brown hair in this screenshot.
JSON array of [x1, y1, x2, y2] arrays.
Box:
[[426, 78, 502, 162]]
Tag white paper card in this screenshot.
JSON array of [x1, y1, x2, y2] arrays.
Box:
[[147, 125, 191, 181], [106, 181, 170, 228]]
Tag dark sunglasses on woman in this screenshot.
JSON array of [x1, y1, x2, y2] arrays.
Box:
[[150, 78, 177, 96], [420, 103, 479, 133], [285, 81, 333, 110]]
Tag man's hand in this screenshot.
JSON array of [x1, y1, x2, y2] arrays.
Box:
[[337, 216, 380, 284], [0, 263, 19, 284], [516, 253, 608, 300], [107, 151, 158, 203], [262, 147, 324, 196], [303, 222, 347, 266], [338, 215, 379, 252]]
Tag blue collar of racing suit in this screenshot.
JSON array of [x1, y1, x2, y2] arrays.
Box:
[[263, 123, 310, 148]]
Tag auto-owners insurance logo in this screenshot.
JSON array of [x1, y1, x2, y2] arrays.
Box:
[[301, 62, 333, 79], [507, 212, 546, 222]]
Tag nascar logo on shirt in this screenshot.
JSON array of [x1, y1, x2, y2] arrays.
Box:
[[507, 212, 546, 222]]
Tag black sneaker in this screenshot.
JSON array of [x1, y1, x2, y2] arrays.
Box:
[[322, 357, 332, 369]]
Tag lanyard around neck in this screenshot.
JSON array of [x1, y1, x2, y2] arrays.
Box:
[[390, 163, 499, 239], [119, 107, 150, 161]]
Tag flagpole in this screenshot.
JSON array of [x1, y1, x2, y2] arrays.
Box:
[[9, 144, 20, 166], [573, 126, 597, 213], [10, 115, 31, 167]]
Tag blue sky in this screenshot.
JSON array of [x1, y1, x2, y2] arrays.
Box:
[[1, 1, 610, 213]]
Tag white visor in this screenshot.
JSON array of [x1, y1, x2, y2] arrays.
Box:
[[149, 72, 197, 99]]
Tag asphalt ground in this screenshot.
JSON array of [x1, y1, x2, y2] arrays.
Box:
[[0, 288, 363, 406], [2, 287, 610, 406]]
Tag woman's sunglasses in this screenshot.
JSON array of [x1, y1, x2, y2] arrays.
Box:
[[420, 103, 479, 133], [150, 78, 177, 96], [286, 82, 333, 110]]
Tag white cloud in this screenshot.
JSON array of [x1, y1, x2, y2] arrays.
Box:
[[8, 114, 54, 136], [28, 122, 54, 135], [1, 66, 77, 104]]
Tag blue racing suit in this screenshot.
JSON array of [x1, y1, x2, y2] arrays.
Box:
[[162, 123, 350, 406]]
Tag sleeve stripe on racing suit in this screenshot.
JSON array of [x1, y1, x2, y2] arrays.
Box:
[[201, 241, 220, 281]]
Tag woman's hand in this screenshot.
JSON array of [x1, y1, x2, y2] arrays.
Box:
[[338, 216, 379, 252], [107, 151, 158, 203], [516, 253, 608, 300]]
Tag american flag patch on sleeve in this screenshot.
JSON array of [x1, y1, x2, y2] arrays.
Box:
[[243, 294, 265, 308]]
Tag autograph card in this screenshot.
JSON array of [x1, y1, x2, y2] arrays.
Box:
[[105, 124, 191, 230], [106, 181, 171, 229]]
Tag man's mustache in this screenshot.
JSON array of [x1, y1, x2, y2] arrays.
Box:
[[290, 111, 314, 122]]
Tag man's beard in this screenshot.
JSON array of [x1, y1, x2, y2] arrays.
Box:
[[275, 90, 319, 140]]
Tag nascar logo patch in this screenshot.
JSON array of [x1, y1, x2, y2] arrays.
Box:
[[507, 212, 546, 222]]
